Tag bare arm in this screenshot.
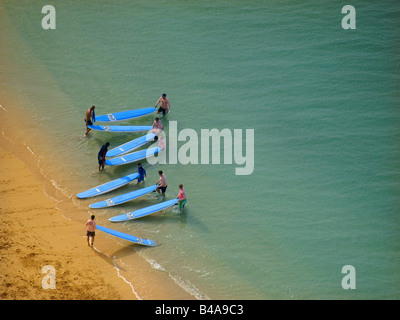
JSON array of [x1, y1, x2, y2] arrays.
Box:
[[167, 99, 171, 112]]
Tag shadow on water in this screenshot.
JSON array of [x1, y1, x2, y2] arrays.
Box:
[[126, 206, 211, 234], [93, 242, 152, 270], [111, 243, 152, 259]]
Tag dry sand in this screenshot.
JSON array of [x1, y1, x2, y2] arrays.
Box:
[[0, 150, 124, 299], [0, 145, 194, 300], [0, 1, 196, 300]]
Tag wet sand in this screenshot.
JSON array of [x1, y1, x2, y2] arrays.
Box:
[[0, 114, 194, 300]]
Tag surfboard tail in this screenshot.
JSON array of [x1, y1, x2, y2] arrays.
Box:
[[96, 225, 157, 246]]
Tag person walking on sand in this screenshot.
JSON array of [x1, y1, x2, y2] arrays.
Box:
[[98, 142, 110, 171], [137, 162, 146, 185], [176, 184, 187, 211], [86, 215, 96, 247], [154, 93, 171, 116], [155, 170, 167, 197], [85, 105, 95, 136]]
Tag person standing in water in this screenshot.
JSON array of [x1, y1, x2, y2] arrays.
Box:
[[137, 162, 146, 185], [154, 93, 171, 116], [176, 184, 187, 211], [85, 105, 95, 136], [155, 170, 168, 197], [152, 117, 163, 134], [98, 142, 110, 171]]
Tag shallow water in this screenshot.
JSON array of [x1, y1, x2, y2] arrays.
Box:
[[1, 0, 399, 299]]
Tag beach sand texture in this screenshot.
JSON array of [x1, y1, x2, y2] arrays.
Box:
[[0, 150, 122, 299], [0, 130, 193, 300]]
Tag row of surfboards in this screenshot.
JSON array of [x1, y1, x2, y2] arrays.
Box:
[[77, 172, 179, 221], [105, 133, 161, 166], [79, 107, 177, 247], [89, 107, 162, 165], [77, 172, 179, 247], [88, 107, 155, 133]]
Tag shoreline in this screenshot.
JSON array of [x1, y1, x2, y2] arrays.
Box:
[[0, 103, 195, 300], [0, 2, 197, 299], [0, 145, 133, 299]]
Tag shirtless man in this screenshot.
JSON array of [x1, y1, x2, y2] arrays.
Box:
[[154, 93, 171, 116], [85, 105, 95, 136], [155, 170, 168, 197], [85, 215, 96, 247]]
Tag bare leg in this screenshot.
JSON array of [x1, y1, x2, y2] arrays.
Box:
[[85, 125, 91, 136]]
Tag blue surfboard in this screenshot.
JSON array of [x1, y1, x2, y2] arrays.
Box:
[[89, 185, 158, 209], [95, 107, 156, 122], [88, 125, 152, 132], [105, 147, 161, 166], [96, 225, 157, 246], [76, 173, 139, 199], [106, 133, 156, 158], [109, 199, 179, 222]]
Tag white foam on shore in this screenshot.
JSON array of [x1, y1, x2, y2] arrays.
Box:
[[59, 209, 72, 221], [92, 246, 142, 300], [144, 256, 210, 300], [146, 258, 167, 272], [1, 131, 14, 144], [36, 159, 74, 201], [113, 257, 143, 300], [50, 178, 73, 199], [169, 273, 211, 300], [42, 186, 62, 203], [23, 142, 37, 157]]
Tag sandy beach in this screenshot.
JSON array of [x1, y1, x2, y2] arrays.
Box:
[[0, 108, 194, 300], [0, 148, 124, 299]]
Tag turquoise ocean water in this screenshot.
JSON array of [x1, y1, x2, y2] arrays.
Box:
[[1, 0, 399, 299]]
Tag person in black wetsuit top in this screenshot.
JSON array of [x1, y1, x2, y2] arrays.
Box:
[[98, 142, 110, 171], [137, 162, 146, 185]]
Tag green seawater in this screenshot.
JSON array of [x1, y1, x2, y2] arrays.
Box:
[[1, 0, 399, 299]]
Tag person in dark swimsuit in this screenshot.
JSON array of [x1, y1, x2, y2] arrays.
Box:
[[154, 94, 171, 116], [98, 142, 110, 171], [85, 105, 95, 136], [137, 162, 146, 184]]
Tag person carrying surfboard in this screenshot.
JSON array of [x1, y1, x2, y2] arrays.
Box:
[[84, 105, 95, 136], [137, 162, 146, 185], [98, 142, 110, 171], [152, 117, 163, 135], [154, 93, 171, 116], [176, 184, 187, 211], [155, 170, 167, 197], [85, 215, 96, 247]]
